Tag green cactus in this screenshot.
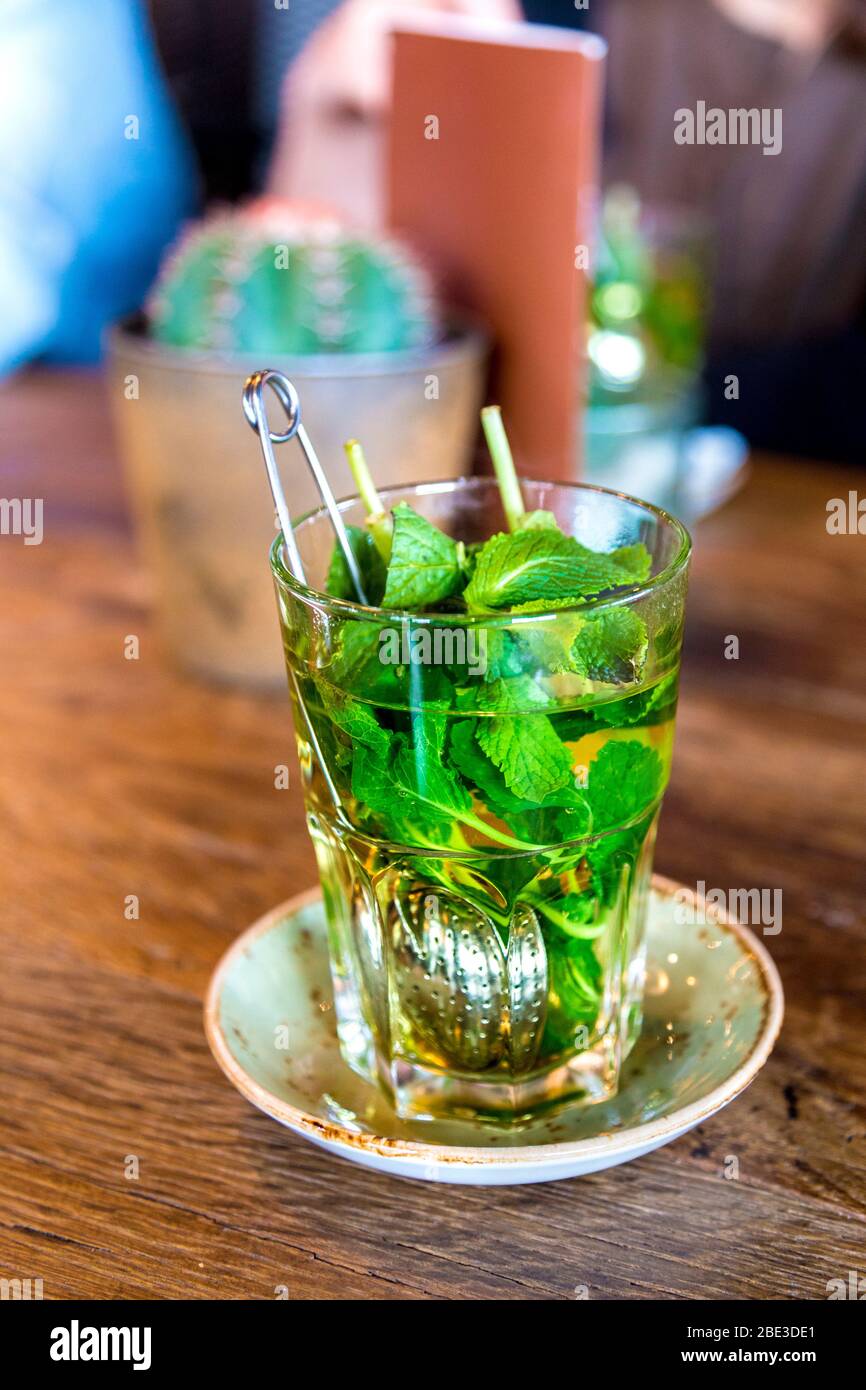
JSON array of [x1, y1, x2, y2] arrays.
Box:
[[148, 203, 439, 355]]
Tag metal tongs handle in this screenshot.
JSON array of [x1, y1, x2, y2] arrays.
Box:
[[242, 369, 368, 604]]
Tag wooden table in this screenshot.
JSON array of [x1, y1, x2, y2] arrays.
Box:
[[1, 368, 864, 1301]]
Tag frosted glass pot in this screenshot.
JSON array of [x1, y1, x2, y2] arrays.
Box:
[[272, 479, 690, 1124], [107, 319, 487, 687]]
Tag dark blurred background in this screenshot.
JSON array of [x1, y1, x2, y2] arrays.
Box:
[[2, 0, 865, 462], [151, 0, 866, 464]]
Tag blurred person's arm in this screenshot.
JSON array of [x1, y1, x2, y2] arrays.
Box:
[[282, 0, 522, 120], [712, 0, 846, 54], [266, 0, 521, 226], [0, 0, 196, 374]]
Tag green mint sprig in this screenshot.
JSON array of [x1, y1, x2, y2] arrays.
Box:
[[381, 502, 463, 610], [463, 528, 641, 612], [313, 408, 667, 889]]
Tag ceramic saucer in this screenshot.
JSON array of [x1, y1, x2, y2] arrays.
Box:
[[204, 876, 783, 1185]]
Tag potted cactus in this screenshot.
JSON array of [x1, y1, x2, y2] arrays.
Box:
[[108, 199, 488, 686]]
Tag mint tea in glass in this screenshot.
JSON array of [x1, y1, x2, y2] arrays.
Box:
[[270, 438, 690, 1125]]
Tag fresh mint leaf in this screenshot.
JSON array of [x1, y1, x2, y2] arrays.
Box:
[[585, 814, 656, 909], [570, 608, 648, 685], [510, 596, 591, 613], [552, 938, 603, 1009], [473, 677, 574, 802], [464, 528, 639, 612], [609, 543, 652, 581], [541, 935, 603, 1051], [459, 541, 482, 583], [326, 618, 453, 707], [586, 739, 663, 833], [326, 620, 406, 706], [481, 629, 535, 680], [317, 681, 392, 756], [551, 706, 596, 741], [325, 525, 386, 604], [350, 740, 396, 817], [350, 717, 536, 852], [350, 737, 459, 845], [551, 803, 594, 840], [449, 719, 527, 813], [508, 603, 646, 683], [327, 620, 381, 685], [590, 670, 679, 728], [395, 723, 470, 819], [464, 673, 550, 715], [450, 720, 589, 827], [381, 502, 462, 610], [513, 611, 590, 676]]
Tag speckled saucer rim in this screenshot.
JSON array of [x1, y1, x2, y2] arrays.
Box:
[[204, 875, 784, 1168]]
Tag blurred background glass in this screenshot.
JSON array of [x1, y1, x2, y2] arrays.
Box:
[[581, 184, 740, 518]]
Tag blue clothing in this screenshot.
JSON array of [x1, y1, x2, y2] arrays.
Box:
[[0, 0, 196, 371]]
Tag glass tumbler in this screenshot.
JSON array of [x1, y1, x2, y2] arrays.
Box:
[[271, 478, 690, 1124]]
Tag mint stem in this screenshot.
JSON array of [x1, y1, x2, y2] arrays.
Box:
[[344, 438, 382, 516], [344, 438, 392, 561], [456, 807, 544, 853], [533, 899, 605, 939], [481, 405, 524, 531]]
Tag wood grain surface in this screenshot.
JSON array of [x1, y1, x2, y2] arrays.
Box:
[[1, 368, 864, 1300]]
